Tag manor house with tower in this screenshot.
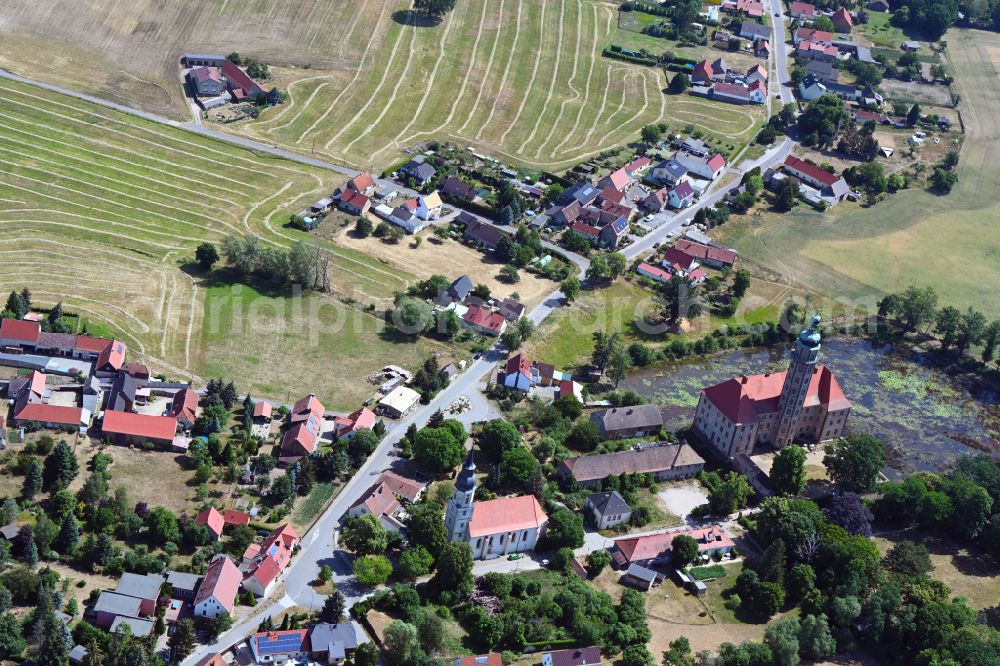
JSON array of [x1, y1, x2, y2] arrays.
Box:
[[692, 315, 852, 458], [445, 453, 549, 560]]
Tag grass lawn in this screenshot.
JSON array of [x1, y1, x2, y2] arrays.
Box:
[[873, 531, 1000, 610], [292, 482, 339, 530], [714, 28, 1000, 319], [859, 11, 907, 47]]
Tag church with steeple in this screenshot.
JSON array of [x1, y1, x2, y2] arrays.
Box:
[[691, 315, 852, 458], [445, 452, 549, 560]]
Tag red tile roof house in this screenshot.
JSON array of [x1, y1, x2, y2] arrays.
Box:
[[281, 394, 325, 459], [831, 7, 853, 32], [636, 262, 673, 284], [612, 525, 735, 567], [252, 400, 273, 422], [463, 304, 508, 337], [341, 171, 376, 196], [223, 509, 251, 527], [673, 238, 738, 268], [661, 247, 700, 275], [194, 555, 242, 618], [596, 167, 632, 193], [0, 319, 126, 374], [347, 480, 403, 530], [195, 507, 226, 542], [220, 59, 265, 99], [624, 156, 652, 177], [783, 155, 850, 200], [337, 188, 371, 216], [242, 524, 300, 597], [454, 655, 503, 666], [691, 59, 714, 84], [794, 27, 833, 46], [333, 407, 376, 440], [167, 388, 198, 430], [790, 1, 818, 18], [101, 411, 178, 448]]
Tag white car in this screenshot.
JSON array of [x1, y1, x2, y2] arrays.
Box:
[[643, 214, 655, 222]]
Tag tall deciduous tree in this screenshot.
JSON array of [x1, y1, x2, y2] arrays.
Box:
[[823, 434, 886, 493], [770, 445, 807, 496]]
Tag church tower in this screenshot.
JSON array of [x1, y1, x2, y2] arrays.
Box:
[[445, 451, 476, 542], [775, 314, 823, 446]]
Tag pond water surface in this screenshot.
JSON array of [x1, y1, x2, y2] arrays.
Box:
[[621, 339, 1000, 478]]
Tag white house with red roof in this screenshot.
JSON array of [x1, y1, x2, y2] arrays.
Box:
[[463, 304, 507, 337], [446, 454, 549, 559], [624, 156, 652, 178], [194, 555, 242, 618], [794, 27, 833, 45], [636, 262, 673, 284], [101, 411, 178, 448], [790, 0, 818, 18], [596, 167, 632, 193], [782, 156, 850, 201], [281, 394, 325, 459], [692, 315, 851, 458], [168, 389, 199, 430], [334, 407, 377, 440], [611, 524, 734, 567], [346, 472, 424, 531], [675, 153, 726, 180], [195, 507, 226, 542], [242, 524, 299, 597]]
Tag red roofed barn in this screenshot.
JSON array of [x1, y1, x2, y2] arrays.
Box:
[[101, 411, 178, 447]]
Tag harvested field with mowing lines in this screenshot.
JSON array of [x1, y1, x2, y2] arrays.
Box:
[[0, 77, 422, 403], [715, 28, 1000, 316], [0, 0, 762, 170]]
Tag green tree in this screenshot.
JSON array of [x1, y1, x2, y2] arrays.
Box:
[[413, 427, 463, 473], [765, 617, 801, 666], [607, 252, 628, 279], [168, 618, 196, 664], [542, 508, 584, 549], [354, 217, 373, 238], [668, 72, 690, 94], [93, 532, 114, 568], [479, 419, 521, 458], [54, 511, 79, 554], [500, 448, 539, 488], [883, 540, 932, 576], [980, 320, 1000, 364], [430, 542, 474, 600], [145, 507, 180, 546], [42, 441, 79, 492], [906, 103, 921, 127], [774, 177, 799, 211], [948, 478, 993, 540], [662, 636, 695, 666], [37, 612, 70, 666], [823, 434, 886, 493], [384, 620, 422, 665], [560, 276, 581, 302], [930, 167, 958, 193], [354, 555, 392, 586], [407, 503, 448, 557], [704, 472, 753, 514], [732, 269, 751, 299], [22, 460, 42, 500], [587, 549, 612, 576], [342, 514, 389, 555], [606, 341, 632, 388], [798, 614, 836, 661], [319, 589, 346, 624], [398, 545, 434, 579], [565, 420, 600, 452], [955, 308, 987, 355], [353, 642, 380, 666], [935, 305, 962, 350], [798, 94, 850, 147], [195, 242, 219, 270], [770, 445, 807, 496], [641, 124, 662, 144], [0, 612, 24, 660], [394, 298, 435, 335], [671, 535, 699, 567]]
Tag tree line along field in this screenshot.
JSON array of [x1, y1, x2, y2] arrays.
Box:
[[717, 28, 1000, 317], [0, 76, 425, 406], [0, 0, 763, 171]]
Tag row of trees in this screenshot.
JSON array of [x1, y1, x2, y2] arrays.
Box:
[[218, 235, 331, 291], [2, 289, 72, 334]]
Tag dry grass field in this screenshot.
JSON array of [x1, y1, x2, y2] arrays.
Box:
[[716, 28, 1000, 315], [0, 0, 763, 170]]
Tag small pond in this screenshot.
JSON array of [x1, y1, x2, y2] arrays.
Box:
[[620, 339, 1000, 478]]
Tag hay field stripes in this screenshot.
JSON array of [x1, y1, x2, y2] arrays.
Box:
[[0, 76, 413, 379], [230, 0, 760, 170]]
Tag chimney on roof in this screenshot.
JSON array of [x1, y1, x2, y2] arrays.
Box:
[[740, 375, 748, 384]]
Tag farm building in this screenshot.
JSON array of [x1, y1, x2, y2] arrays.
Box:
[[560, 444, 705, 487], [100, 411, 178, 448]]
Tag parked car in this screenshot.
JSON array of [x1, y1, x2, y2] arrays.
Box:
[[508, 553, 524, 561]]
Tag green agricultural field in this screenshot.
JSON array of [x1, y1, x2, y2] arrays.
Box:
[[234, 0, 763, 170], [716, 28, 1000, 316], [0, 76, 423, 403]]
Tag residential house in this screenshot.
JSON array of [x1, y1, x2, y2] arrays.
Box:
[[636, 262, 673, 284], [123, 362, 151, 380], [531, 359, 570, 387], [182, 54, 227, 67], [253, 400, 273, 423], [756, 40, 772, 57], [106, 371, 145, 412], [901, 40, 921, 51], [250, 629, 309, 664], [101, 411, 178, 448], [789, 1, 818, 18], [94, 592, 142, 629], [542, 647, 603, 666], [10, 371, 91, 431], [557, 379, 584, 403], [242, 524, 299, 598], [463, 304, 507, 336], [194, 555, 242, 618], [746, 64, 768, 85], [596, 167, 631, 193], [712, 82, 754, 105], [691, 60, 714, 85], [738, 21, 772, 42], [196, 507, 226, 542], [796, 40, 840, 62], [599, 216, 629, 248], [586, 491, 633, 529], [673, 238, 737, 268], [624, 156, 652, 178], [221, 60, 264, 99], [337, 188, 371, 216], [723, 0, 764, 17], [854, 110, 891, 124], [650, 160, 689, 187], [440, 274, 474, 303], [831, 7, 853, 32], [454, 655, 503, 666], [334, 407, 376, 440], [463, 218, 509, 251], [674, 153, 726, 180], [503, 352, 535, 391], [110, 616, 155, 638], [783, 155, 850, 201], [399, 157, 436, 186], [281, 393, 324, 458], [498, 298, 525, 322], [611, 525, 735, 567], [168, 389, 198, 430], [114, 573, 163, 617], [378, 386, 420, 418], [347, 481, 404, 530], [794, 27, 833, 45], [710, 57, 730, 81], [641, 187, 670, 213], [342, 171, 376, 196], [439, 176, 478, 201], [590, 404, 664, 440], [804, 59, 838, 83], [662, 247, 700, 275], [559, 181, 599, 207], [188, 67, 224, 97], [309, 622, 367, 663], [668, 181, 696, 209], [623, 563, 665, 591], [868, 0, 889, 10], [386, 200, 426, 233], [166, 571, 202, 601], [560, 444, 705, 487], [415, 192, 444, 220]]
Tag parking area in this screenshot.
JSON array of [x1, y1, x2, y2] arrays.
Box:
[[658, 480, 709, 523]]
